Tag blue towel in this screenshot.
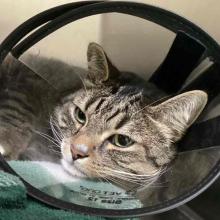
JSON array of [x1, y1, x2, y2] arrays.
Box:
[[0, 170, 107, 220], [0, 171, 26, 208], [9, 161, 143, 210]]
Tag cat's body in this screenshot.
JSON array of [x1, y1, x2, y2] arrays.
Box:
[[0, 43, 207, 188]]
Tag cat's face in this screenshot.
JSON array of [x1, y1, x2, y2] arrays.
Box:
[[55, 86, 163, 180], [53, 43, 208, 184]]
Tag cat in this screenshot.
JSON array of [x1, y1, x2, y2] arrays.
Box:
[[0, 42, 207, 187]]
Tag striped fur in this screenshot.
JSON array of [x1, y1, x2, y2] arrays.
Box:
[[0, 43, 208, 188]]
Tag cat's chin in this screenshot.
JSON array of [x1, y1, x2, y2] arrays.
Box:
[[61, 159, 87, 178]]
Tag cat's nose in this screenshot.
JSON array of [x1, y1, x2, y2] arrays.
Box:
[[70, 144, 89, 160]]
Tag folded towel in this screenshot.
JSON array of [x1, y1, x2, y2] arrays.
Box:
[[9, 161, 142, 210], [0, 170, 105, 220], [0, 161, 140, 220], [0, 198, 105, 220], [0, 171, 26, 208]]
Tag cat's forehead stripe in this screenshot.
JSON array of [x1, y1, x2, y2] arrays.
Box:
[[114, 115, 128, 129], [106, 109, 120, 122], [84, 95, 106, 111], [94, 98, 106, 112]]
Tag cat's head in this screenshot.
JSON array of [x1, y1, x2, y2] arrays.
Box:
[[53, 43, 208, 185]]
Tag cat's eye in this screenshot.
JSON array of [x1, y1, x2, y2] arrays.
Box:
[[74, 107, 86, 124], [110, 134, 134, 148]]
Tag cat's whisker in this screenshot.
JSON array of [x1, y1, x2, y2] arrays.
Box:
[[104, 168, 160, 178], [98, 162, 159, 188], [47, 145, 61, 156], [131, 105, 149, 119], [75, 71, 88, 96], [93, 171, 104, 182], [49, 116, 64, 141], [93, 169, 112, 185], [51, 128, 60, 142], [51, 122, 65, 144], [50, 121, 62, 143], [33, 129, 60, 143], [100, 172, 125, 186], [83, 165, 113, 185], [97, 164, 160, 187], [99, 157, 160, 179], [94, 158, 151, 185], [134, 168, 168, 190], [108, 175, 140, 190], [147, 95, 173, 107], [107, 177, 125, 187], [47, 143, 61, 151], [90, 162, 125, 186], [98, 169, 144, 185], [33, 130, 61, 148], [51, 118, 65, 138], [131, 95, 172, 118]]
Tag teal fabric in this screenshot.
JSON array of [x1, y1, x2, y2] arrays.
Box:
[[0, 171, 26, 208], [0, 161, 141, 219], [9, 161, 142, 209], [0, 170, 103, 220], [0, 198, 105, 220]]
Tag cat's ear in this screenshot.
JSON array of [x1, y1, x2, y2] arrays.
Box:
[[87, 42, 119, 85], [150, 90, 208, 140]]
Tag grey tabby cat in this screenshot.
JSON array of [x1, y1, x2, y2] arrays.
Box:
[[0, 42, 207, 186]]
